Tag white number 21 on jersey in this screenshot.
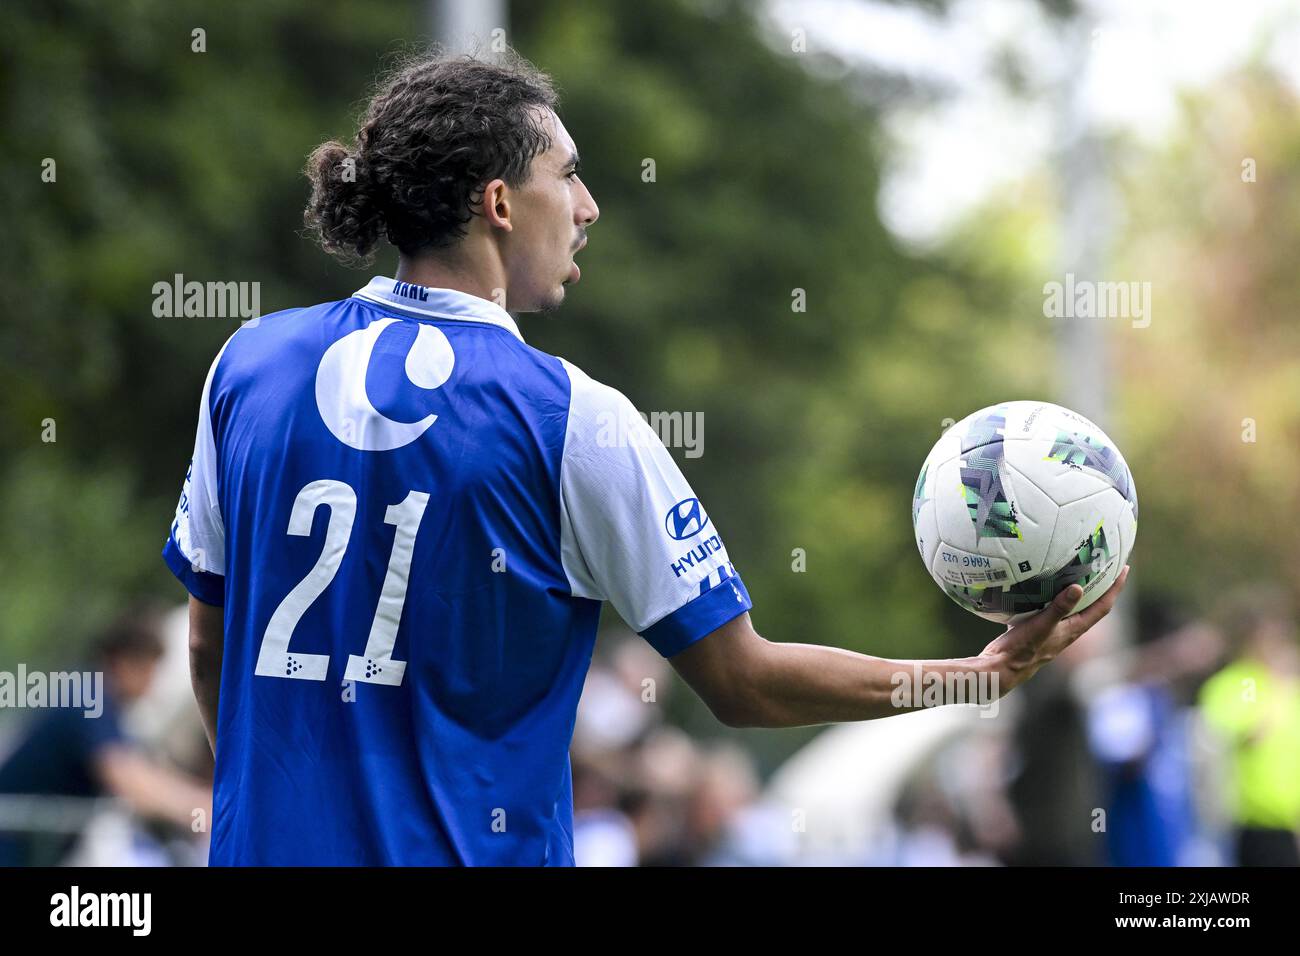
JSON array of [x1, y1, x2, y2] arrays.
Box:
[[254, 479, 429, 687]]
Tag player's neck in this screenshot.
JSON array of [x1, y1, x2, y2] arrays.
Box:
[[394, 252, 506, 309]]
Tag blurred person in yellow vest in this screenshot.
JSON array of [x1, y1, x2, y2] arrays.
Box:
[[1198, 586, 1300, 866]]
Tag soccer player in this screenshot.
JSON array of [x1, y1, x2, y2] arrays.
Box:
[[164, 50, 1127, 865]]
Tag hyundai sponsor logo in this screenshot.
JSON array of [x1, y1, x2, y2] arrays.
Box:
[[665, 497, 709, 540], [671, 535, 722, 578]]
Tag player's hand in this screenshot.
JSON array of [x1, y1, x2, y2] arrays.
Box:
[[979, 565, 1130, 697]]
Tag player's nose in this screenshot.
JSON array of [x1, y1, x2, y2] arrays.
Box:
[[576, 182, 599, 227]]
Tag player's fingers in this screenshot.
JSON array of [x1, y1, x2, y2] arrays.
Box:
[[1027, 583, 1084, 638], [1061, 565, 1130, 642]]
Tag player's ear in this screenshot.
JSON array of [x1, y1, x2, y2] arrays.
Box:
[[481, 178, 512, 232]]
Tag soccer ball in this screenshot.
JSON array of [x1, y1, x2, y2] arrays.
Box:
[[912, 401, 1137, 624]]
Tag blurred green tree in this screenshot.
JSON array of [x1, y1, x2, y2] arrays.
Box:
[[0, 0, 1061, 728]]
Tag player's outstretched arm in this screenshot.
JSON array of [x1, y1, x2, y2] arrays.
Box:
[[669, 566, 1128, 729]]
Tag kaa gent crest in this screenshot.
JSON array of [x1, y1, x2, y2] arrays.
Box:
[[315, 318, 455, 451]]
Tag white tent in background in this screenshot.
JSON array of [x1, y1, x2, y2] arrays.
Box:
[[763, 703, 1006, 861]]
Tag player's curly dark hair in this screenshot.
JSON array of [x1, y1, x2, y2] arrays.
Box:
[[304, 49, 559, 264]]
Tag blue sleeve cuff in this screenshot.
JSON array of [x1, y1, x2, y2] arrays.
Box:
[[162, 535, 225, 606], [641, 573, 753, 658]]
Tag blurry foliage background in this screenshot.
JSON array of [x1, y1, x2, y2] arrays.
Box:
[[3, 0, 1298, 763]]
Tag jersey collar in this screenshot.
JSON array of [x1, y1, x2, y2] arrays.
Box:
[[353, 277, 524, 342]]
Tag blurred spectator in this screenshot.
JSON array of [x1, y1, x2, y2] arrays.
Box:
[[1198, 587, 1300, 865], [625, 726, 701, 865], [880, 777, 996, 867], [866, 733, 1010, 867], [573, 746, 641, 867], [1003, 630, 1107, 866], [571, 641, 785, 866], [686, 743, 800, 866], [571, 806, 640, 867], [0, 606, 211, 866], [572, 638, 668, 754], [1086, 618, 1227, 866], [571, 639, 666, 867]]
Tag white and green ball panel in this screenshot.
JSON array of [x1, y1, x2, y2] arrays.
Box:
[[927, 451, 1058, 575], [930, 494, 1130, 624]]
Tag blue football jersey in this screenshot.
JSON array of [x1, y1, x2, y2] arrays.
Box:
[[163, 277, 751, 865]]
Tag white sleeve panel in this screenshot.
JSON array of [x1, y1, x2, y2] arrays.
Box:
[[558, 360, 750, 656], [169, 338, 232, 577]]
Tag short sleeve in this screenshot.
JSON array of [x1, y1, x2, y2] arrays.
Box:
[[557, 360, 751, 657], [163, 341, 230, 606]]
